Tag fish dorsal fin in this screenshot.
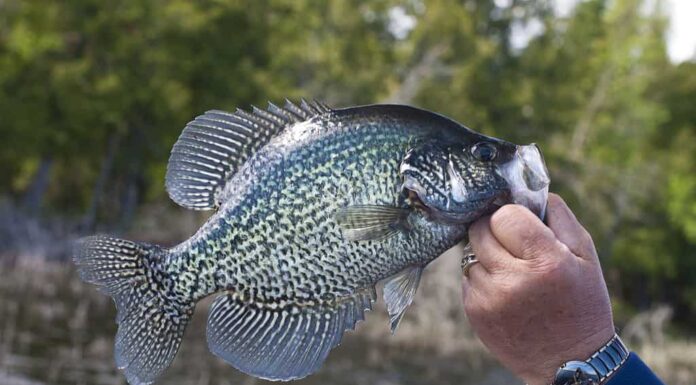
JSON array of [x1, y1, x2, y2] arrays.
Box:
[[383, 265, 423, 333], [206, 288, 376, 380], [334, 205, 411, 241], [165, 99, 332, 210]]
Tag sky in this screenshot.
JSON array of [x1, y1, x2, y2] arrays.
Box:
[[661, 0, 696, 62], [554, 0, 696, 63], [394, 0, 696, 63]]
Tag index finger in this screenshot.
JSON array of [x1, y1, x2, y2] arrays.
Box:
[[546, 193, 598, 261]]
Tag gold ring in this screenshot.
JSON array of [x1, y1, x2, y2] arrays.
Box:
[[461, 254, 480, 278]]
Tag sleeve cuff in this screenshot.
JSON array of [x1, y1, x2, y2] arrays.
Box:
[[605, 352, 666, 385]]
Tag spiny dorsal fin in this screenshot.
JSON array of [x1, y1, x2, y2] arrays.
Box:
[[383, 265, 424, 333], [165, 99, 332, 210]]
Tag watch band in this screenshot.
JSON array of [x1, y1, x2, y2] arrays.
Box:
[[552, 334, 630, 385]]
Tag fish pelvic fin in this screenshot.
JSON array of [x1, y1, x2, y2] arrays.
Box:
[[74, 236, 194, 385], [165, 99, 332, 210], [383, 265, 424, 334], [206, 287, 376, 381]]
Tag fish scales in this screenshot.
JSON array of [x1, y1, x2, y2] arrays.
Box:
[[74, 101, 550, 385], [168, 108, 466, 306]]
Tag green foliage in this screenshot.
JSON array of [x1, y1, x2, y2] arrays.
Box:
[[662, 64, 696, 243], [1, 0, 695, 326]]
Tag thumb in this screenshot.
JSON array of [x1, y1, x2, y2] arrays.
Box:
[[489, 204, 559, 260]]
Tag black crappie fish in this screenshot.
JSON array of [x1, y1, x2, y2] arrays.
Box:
[[74, 100, 550, 385]]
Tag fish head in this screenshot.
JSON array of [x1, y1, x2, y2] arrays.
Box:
[[400, 137, 550, 223]]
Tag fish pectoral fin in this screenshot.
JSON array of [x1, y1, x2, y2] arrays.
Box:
[[383, 265, 424, 334], [334, 205, 411, 241], [206, 287, 376, 381], [165, 99, 331, 210]]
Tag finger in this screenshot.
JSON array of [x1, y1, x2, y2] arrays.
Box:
[[468, 216, 516, 272], [461, 262, 488, 302], [461, 274, 472, 301], [464, 255, 488, 284], [461, 242, 490, 287], [546, 193, 598, 261], [489, 204, 559, 260], [461, 242, 488, 279]]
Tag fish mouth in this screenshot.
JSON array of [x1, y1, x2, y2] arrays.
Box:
[[499, 143, 550, 219], [402, 179, 508, 224], [405, 188, 429, 212], [402, 143, 550, 222]]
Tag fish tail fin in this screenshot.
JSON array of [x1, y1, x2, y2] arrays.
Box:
[[74, 235, 194, 385]]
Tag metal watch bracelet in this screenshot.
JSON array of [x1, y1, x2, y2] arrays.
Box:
[[552, 333, 630, 385]]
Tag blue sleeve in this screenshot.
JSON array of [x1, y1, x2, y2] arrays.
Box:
[[605, 353, 665, 385]]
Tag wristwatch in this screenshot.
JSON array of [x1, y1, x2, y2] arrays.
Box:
[[552, 334, 629, 385]]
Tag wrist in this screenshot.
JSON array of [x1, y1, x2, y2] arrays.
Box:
[[550, 333, 629, 385], [519, 326, 616, 385]]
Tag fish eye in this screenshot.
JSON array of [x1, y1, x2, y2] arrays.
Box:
[[471, 142, 497, 161]]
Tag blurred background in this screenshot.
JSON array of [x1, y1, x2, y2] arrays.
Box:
[[1, 0, 695, 384]]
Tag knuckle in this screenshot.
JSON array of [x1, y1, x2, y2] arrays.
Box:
[[485, 274, 520, 306], [490, 204, 523, 230], [542, 256, 566, 275], [521, 228, 554, 257], [534, 255, 574, 287], [494, 279, 518, 300], [491, 268, 517, 288]]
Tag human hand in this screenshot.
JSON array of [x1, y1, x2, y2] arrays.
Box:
[[462, 193, 615, 385]]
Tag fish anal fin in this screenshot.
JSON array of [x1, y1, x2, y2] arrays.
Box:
[[383, 265, 424, 334], [335, 205, 411, 241], [206, 288, 376, 381], [165, 100, 332, 210]]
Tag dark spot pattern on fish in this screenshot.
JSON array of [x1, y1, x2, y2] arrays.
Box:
[[74, 102, 549, 384]]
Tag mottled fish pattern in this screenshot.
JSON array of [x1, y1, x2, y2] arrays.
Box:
[[75, 100, 549, 385]]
